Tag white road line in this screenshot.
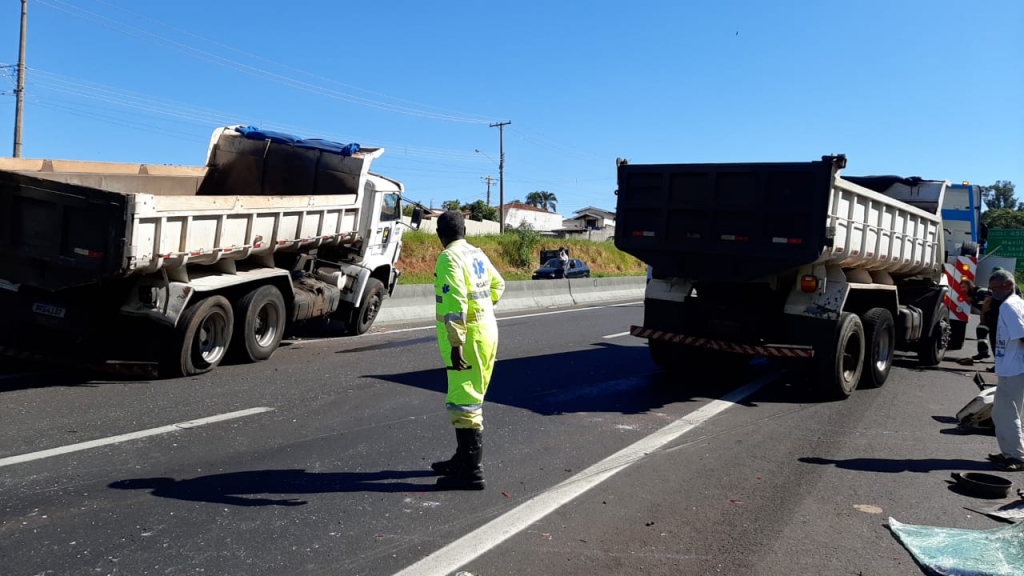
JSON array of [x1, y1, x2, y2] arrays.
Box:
[[390, 370, 781, 576], [303, 301, 643, 341], [0, 407, 275, 469], [602, 331, 631, 339]]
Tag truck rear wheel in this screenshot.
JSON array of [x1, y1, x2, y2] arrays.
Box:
[[346, 278, 385, 336], [817, 312, 865, 400], [861, 308, 895, 388], [918, 306, 950, 366], [164, 295, 234, 377], [232, 285, 286, 363]]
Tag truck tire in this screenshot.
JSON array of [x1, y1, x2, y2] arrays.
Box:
[[918, 306, 950, 366], [948, 319, 967, 351], [346, 278, 385, 336], [164, 295, 234, 377], [861, 308, 895, 388], [817, 312, 865, 400], [960, 242, 980, 257], [231, 285, 286, 363]]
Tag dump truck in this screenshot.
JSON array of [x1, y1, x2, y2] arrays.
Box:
[[614, 155, 951, 399], [0, 125, 424, 377]]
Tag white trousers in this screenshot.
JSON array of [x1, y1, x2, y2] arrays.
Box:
[[994, 372, 1024, 460]]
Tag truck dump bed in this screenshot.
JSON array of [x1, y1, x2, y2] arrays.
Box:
[[615, 155, 945, 283], [0, 126, 386, 291]]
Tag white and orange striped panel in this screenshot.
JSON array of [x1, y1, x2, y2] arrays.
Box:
[[630, 326, 815, 358], [943, 255, 978, 322]]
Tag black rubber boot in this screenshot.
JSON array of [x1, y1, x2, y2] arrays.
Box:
[[430, 429, 465, 476], [436, 428, 485, 490]]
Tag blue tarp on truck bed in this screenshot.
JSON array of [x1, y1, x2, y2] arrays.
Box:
[[234, 126, 361, 157]]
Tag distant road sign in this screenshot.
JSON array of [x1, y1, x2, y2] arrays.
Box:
[[986, 229, 1024, 267]]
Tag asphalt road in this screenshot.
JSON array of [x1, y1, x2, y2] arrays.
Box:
[[0, 304, 1014, 576]]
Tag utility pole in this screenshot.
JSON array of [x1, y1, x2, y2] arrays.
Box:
[[13, 0, 27, 157], [489, 121, 511, 233], [481, 175, 496, 206]]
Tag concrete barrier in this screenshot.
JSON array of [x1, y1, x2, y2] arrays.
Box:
[[375, 276, 645, 326]]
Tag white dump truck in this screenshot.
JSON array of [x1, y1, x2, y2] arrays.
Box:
[[615, 155, 952, 399], [0, 125, 423, 377]]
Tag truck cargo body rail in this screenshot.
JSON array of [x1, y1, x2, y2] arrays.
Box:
[[130, 193, 363, 275]]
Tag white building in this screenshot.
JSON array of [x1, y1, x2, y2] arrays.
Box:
[[562, 206, 616, 230], [502, 201, 563, 231]]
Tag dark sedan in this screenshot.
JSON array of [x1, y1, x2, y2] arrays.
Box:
[[532, 258, 591, 280]]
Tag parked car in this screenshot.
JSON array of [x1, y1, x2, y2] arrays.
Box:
[[532, 258, 591, 280]]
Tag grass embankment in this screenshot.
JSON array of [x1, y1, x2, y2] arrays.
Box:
[[396, 230, 646, 285]]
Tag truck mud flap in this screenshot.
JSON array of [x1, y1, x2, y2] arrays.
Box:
[[630, 325, 815, 358]]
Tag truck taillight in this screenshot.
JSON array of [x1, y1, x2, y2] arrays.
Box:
[[800, 275, 819, 293]]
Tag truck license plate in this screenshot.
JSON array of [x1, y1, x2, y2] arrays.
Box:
[[32, 303, 67, 319]]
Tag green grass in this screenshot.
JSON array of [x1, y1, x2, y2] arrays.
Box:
[[396, 230, 646, 285]]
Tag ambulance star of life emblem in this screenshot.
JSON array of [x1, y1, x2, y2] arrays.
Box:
[[443, 284, 451, 294]]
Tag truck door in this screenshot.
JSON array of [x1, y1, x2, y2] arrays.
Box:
[[377, 193, 400, 257]]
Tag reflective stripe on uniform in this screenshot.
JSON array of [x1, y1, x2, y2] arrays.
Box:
[[446, 402, 483, 412], [468, 290, 491, 301], [435, 310, 490, 323]]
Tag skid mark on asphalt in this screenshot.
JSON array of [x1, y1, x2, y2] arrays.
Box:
[[0, 407, 275, 468], [390, 370, 783, 576]]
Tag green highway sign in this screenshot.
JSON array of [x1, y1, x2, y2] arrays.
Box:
[[986, 229, 1024, 265]]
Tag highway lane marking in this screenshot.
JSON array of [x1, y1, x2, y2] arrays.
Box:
[[307, 301, 643, 339], [602, 331, 631, 339], [390, 370, 782, 576], [0, 407, 275, 469]]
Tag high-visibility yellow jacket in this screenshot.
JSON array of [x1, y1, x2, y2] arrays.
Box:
[[435, 239, 505, 347]]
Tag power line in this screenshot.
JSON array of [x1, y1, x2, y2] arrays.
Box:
[[88, 0, 497, 124], [36, 0, 497, 124], [15, 64, 495, 164]]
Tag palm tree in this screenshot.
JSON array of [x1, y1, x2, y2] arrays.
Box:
[[525, 191, 558, 212]]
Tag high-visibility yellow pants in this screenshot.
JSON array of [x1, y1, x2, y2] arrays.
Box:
[[437, 321, 499, 430]]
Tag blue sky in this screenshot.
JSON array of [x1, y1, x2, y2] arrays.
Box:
[[1, 0, 1021, 215]]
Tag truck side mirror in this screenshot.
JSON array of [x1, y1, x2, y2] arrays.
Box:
[[411, 207, 424, 230]]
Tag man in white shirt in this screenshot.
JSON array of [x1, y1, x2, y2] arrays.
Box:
[[988, 269, 1024, 472]]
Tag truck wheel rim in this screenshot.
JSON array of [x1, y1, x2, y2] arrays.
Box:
[[364, 295, 381, 325], [842, 334, 861, 382], [875, 331, 892, 371], [254, 303, 280, 348], [198, 310, 228, 364]]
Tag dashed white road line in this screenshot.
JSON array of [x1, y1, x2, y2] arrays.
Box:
[[390, 370, 781, 576], [0, 407, 275, 468], [602, 331, 632, 339]]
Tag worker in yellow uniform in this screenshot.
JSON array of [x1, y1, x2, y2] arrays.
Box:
[[430, 210, 505, 490]]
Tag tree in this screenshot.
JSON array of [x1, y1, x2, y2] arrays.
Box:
[[462, 200, 498, 222], [982, 207, 1024, 229], [402, 204, 415, 217], [982, 180, 1018, 211], [441, 200, 461, 211], [525, 191, 558, 212]]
